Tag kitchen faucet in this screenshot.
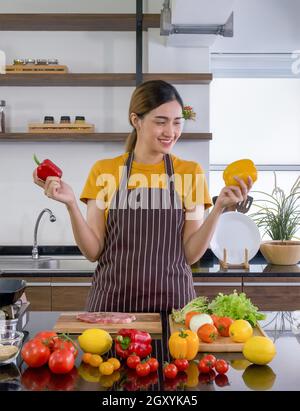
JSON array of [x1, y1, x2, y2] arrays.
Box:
[[32, 208, 56, 259]]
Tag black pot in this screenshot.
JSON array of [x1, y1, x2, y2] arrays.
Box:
[[0, 279, 27, 307]]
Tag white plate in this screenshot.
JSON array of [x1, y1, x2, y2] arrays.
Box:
[[210, 212, 261, 265]]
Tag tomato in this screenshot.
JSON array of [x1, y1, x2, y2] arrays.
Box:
[[48, 349, 75, 374], [210, 314, 220, 327], [185, 311, 202, 328], [21, 339, 51, 368], [164, 363, 178, 379], [215, 373, 229, 387], [99, 362, 114, 376], [21, 366, 51, 390], [198, 359, 211, 374], [136, 362, 151, 377], [197, 324, 218, 343], [173, 359, 189, 372], [215, 317, 234, 337], [53, 338, 78, 358], [48, 367, 78, 391], [126, 355, 141, 369], [215, 359, 229, 374], [147, 357, 159, 373], [107, 358, 121, 371], [201, 354, 217, 369], [34, 331, 58, 347]]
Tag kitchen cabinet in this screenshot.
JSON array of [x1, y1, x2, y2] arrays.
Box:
[[243, 277, 300, 311], [12, 276, 51, 311], [193, 276, 242, 300], [51, 277, 91, 311]]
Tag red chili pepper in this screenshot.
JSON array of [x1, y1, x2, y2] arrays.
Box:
[[33, 153, 63, 181], [115, 329, 152, 359]]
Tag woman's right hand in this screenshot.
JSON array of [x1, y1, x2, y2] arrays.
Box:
[[33, 169, 76, 207]]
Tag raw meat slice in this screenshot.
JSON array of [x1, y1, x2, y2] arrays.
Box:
[[76, 312, 136, 324]]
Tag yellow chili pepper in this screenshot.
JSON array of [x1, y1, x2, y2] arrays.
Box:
[[223, 159, 257, 187], [168, 329, 199, 361]]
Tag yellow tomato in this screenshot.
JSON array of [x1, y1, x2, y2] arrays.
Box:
[[81, 352, 92, 364], [229, 320, 253, 343], [78, 329, 112, 355], [99, 362, 114, 376], [89, 354, 103, 367], [107, 358, 121, 371], [242, 364, 276, 390], [243, 336, 276, 365]]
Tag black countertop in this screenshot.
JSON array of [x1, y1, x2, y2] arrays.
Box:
[[1, 310, 300, 392]]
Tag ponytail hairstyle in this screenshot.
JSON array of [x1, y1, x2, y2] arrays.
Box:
[[125, 80, 184, 152]]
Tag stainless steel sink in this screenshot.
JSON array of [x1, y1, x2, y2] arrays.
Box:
[[0, 255, 97, 273]]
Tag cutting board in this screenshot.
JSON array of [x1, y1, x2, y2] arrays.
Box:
[[53, 312, 162, 335], [169, 315, 267, 352]]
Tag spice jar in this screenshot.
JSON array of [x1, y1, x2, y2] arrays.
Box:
[[0, 100, 5, 133], [47, 59, 58, 65], [13, 59, 24, 65], [36, 59, 47, 65], [25, 59, 36, 65], [75, 116, 86, 124], [44, 116, 54, 124], [60, 116, 71, 124]]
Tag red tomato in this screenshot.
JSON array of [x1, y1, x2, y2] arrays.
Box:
[[198, 359, 211, 374], [126, 355, 141, 369], [197, 324, 218, 343], [185, 311, 202, 328], [136, 362, 151, 377], [147, 357, 159, 373], [164, 363, 178, 379], [201, 354, 216, 369], [21, 339, 51, 368], [48, 349, 75, 374], [210, 314, 220, 327], [21, 366, 51, 391], [215, 373, 229, 387], [34, 331, 58, 347], [53, 338, 78, 358], [173, 359, 189, 372], [215, 359, 229, 374], [215, 317, 234, 337]]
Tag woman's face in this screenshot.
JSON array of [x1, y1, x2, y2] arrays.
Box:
[[133, 100, 184, 155]]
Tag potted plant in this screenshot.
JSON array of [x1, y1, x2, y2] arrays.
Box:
[[249, 173, 300, 265]]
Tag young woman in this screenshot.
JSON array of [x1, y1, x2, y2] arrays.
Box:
[[33, 80, 252, 313]]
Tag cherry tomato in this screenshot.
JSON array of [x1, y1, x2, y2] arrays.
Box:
[[147, 357, 159, 373], [21, 339, 51, 368], [197, 324, 218, 343], [21, 366, 51, 391], [185, 311, 202, 328], [164, 363, 178, 379], [173, 359, 189, 372], [136, 362, 151, 377], [198, 359, 211, 374], [215, 373, 229, 387], [52, 338, 78, 358], [48, 349, 75, 374], [126, 355, 141, 369], [215, 317, 234, 337], [201, 354, 217, 369], [215, 359, 229, 374]]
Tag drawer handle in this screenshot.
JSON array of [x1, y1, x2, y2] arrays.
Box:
[[193, 282, 241, 286], [26, 282, 51, 286], [51, 283, 92, 287], [244, 282, 300, 286]]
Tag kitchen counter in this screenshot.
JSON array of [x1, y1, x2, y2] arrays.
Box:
[[1, 310, 300, 392]]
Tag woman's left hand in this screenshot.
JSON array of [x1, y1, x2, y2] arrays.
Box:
[[215, 176, 253, 211]]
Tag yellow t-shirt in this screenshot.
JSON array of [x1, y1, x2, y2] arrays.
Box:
[[80, 152, 213, 220]]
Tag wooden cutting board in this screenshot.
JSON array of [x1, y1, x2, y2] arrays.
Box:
[[169, 315, 267, 352], [53, 312, 162, 335]]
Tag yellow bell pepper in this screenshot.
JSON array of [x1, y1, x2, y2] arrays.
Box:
[[223, 159, 257, 187], [168, 329, 199, 360]]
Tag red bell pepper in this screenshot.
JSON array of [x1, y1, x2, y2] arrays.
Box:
[[115, 329, 152, 359], [33, 153, 63, 181]]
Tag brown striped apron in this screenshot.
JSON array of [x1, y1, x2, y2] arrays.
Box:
[[86, 152, 196, 313]]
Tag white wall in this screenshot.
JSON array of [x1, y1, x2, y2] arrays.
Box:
[[0, 0, 211, 245]]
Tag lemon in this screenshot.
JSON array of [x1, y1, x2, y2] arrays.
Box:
[[242, 336, 276, 365], [78, 328, 112, 355], [242, 364, 276, 390], [229, 320, 253, 343]]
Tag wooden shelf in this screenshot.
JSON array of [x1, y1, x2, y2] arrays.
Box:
[[0, 14, 160, 31], [0, 133, 212, 142], [0, 73, 212, 87]]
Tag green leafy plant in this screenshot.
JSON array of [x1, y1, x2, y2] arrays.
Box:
[[249, 172, 300, 240], [182, 105, 196, 121]]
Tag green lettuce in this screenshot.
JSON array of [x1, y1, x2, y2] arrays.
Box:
[[171, 296, 209, 323], [208, 290, 266, 326]]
